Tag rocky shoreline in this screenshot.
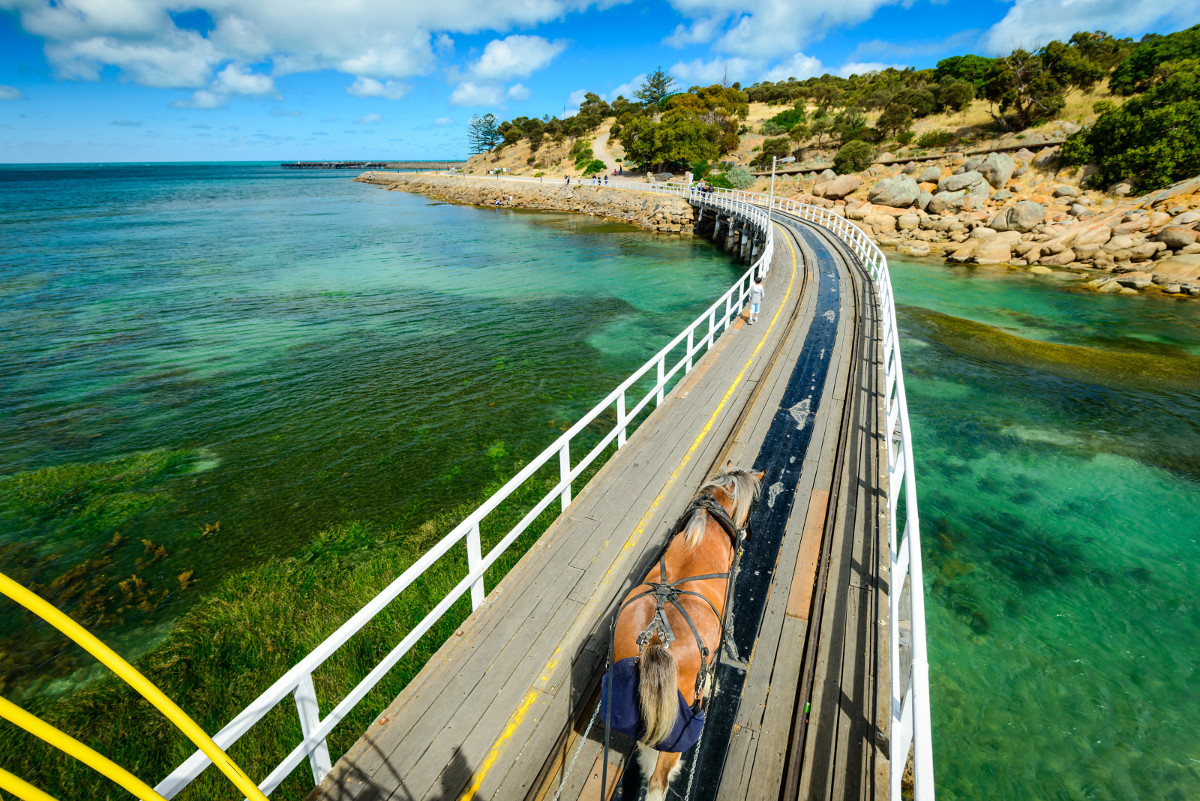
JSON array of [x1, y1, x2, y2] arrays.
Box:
[[355, 172, 697, 235], [779, 150, 1200, 297]]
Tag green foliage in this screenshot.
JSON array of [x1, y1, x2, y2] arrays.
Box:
[[877, 99, 913, 137], [936, 78, 976, 112], [619, 109, 722, 171], [833, 139, 875, 174], [752, 136, 793, 168], [725, 165, 755, 189], [1092, 100, 1116, 114], [1111, 24, 1200, 94], [635, 67, 678, 107], [935, 54, 996, 89], [582, 159, 607, 176], [983, 42, 1104, 128], [1061, 58, 1200, 192], [468, 113, 500, 153], [664, 84, 750, 154], [760, 106, 807, 135], [896, 130, 916, 146], [894, 87, 936, 117], [1069, 31, 1136, 72], [917, 129, 957, 148], [832, 108, 869, 143]]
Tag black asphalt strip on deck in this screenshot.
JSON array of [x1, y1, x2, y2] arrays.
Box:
[[610, 224, 844, 800]]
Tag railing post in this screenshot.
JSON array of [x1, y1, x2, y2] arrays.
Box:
[[655, 355, 665, 406], [686, 329, 695, 372], [559, 441, 572, 511], [292, 673, 332, 786], [616, 391, 628, 448], [466, 521, 484, 609]]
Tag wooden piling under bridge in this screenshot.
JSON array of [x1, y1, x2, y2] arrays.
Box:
[[307, 211, 893, 801]]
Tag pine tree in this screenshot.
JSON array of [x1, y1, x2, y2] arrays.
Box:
[[635, 67, 678, 107], [468, 113, 500, 153]]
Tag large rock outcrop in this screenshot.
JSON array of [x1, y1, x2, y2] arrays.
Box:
[[868, 175, 920, 208], [988, 201, 1045, 233]]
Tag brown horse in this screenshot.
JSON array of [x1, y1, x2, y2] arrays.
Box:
[[608, 464, 763, 801]]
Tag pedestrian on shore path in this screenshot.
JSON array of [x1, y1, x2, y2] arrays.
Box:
[[749, 277, 764, 324], [565, 175, 570, 185]]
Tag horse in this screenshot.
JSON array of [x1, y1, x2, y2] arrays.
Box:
[[602, 463, 763, 801]]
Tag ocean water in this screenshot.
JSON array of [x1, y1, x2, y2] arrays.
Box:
[[0, 163, 738, 696], [889, 259, 1200, 800]]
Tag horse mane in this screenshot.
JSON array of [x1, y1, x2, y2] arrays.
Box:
[[682, 466, 763, 549]]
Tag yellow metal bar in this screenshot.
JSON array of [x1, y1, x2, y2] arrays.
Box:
[[0, 767, 60, 801], [0, 572, 270, 801], [0, 696, 167, 801]]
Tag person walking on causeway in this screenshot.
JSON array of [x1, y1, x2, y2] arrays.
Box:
[[749, 277, 764, 324]]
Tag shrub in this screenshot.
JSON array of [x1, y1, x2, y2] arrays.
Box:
[[582, 159, 607, 176], [1110, 24, 1200, 95], [917, 129, 956, 148], [752, 136, 793, 168], [896, 130, 916, 146], [1061, 59, 1200, 192], [726, 166, 755, 189], [760, 107, 807, 136], [707, 172, 734, 189], [833, 140, 875, 174]]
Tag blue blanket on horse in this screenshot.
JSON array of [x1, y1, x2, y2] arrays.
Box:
[[598, 656, 705, 752]]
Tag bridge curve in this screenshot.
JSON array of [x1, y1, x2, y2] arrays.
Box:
[[152, 183, 933, 801]]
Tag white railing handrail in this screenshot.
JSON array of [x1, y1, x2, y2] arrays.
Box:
[[156, 186, 774, 799]]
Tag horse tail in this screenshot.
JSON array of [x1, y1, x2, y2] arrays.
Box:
[[638, 641, 679, 748]]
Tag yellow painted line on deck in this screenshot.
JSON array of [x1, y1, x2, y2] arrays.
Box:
[[459, 226, 800, 800]]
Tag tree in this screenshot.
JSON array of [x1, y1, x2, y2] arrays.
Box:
[[663, 83, 749, 155], [635, 67, 678, 107], [468, 113, 500, 153], [876, 100, 913, 138], [1062, 58, 1200, 192], [1110, 24, 1200, 94], [983, 43, 1103, 129], [1069, 31, 1135, 72], [752, 137, 793, 168], [935, 54, 995, 89], [618, 112, 720, 171], [833, 140, 875, 174], [936, 78, 975, 112]]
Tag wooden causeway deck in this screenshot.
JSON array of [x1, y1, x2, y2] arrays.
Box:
[[308, 216, 890, 801]]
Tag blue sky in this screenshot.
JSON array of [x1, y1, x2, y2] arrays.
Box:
[[1, 0, 1197, 163]]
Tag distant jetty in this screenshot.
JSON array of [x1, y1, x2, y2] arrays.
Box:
[[281, 160, 464, 170]]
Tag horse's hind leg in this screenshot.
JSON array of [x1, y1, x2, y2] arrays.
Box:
[[646, 751, 682, 801]]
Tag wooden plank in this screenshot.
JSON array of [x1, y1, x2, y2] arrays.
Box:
[[785, 490, 830, 620]]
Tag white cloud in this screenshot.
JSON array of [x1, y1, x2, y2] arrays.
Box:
[[670, 56, 759, 86], [434, 116, 452, 126], [1, 0, 597, 92], [567, 89, 588, 107], [469, 35, 566, 81], [662, 0, 902, 59], [836, 61, 900, 77], [171, 89, 226, 109], [760, 53, 825, 83], [607, 73, 645, 101], [0, 85, 27, 100], [449, 81, 503, 107], [347, 77, 410, 100], [171, 63, 275, 108], [356, 112, 382, 124], [507, 82, 530, 101], [210, 64, 276, 96], [982, 0, 1200, 53], [663, 17, 722, 48]]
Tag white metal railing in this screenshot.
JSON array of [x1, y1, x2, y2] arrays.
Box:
[[156, 187, 773, 799]]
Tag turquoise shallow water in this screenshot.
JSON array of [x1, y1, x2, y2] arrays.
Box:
[[0, 163, 738, 695], [890, 258, 1200, 800]]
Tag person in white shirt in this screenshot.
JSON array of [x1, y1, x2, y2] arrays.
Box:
[[749, 278, 764, 324]]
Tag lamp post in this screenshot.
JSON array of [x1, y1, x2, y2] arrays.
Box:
[[769, 155, 796, 223]]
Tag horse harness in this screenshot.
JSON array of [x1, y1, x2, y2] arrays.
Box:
[[613, 495, 745, 711]]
